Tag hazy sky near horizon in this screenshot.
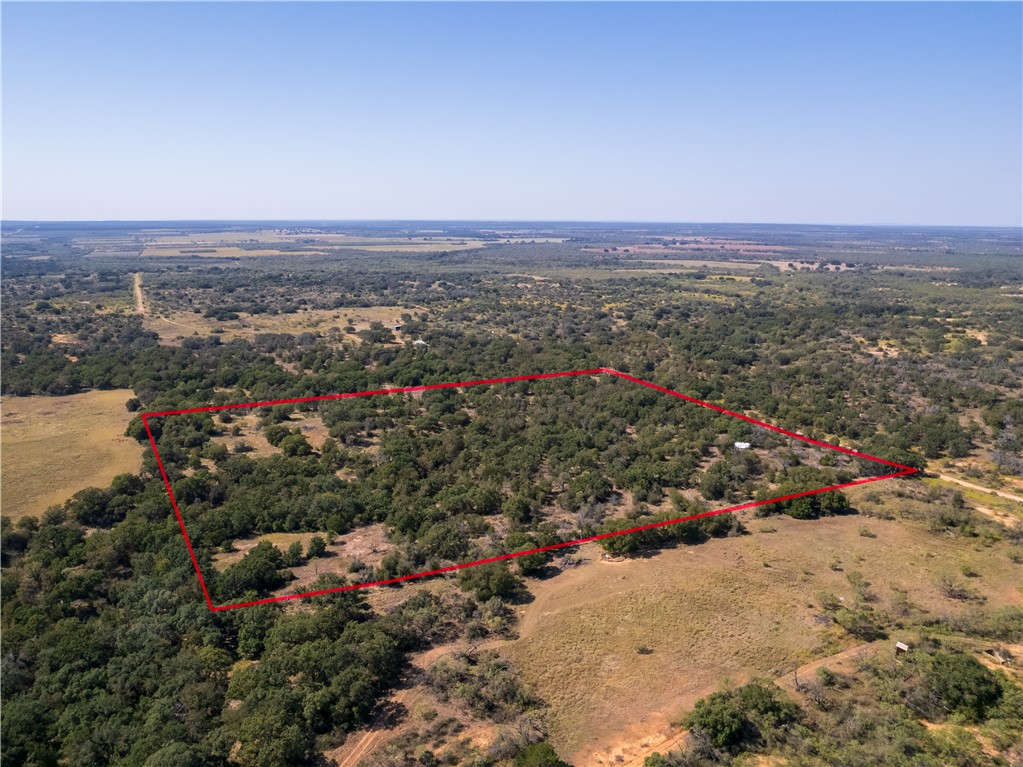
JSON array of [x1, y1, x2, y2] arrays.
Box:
[[2, 2, 1021, 226]]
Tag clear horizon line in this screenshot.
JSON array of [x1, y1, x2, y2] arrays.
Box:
[[3, 218, 1021, 230]]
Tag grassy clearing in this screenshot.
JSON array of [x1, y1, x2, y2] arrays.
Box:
[[1, 390, 143, 519], [140, 231, 292, 245], [608, 256, 849, 273], [335, 241, 483, 252], [493, 504, 1022, 765], [209, 413, 277, 457], [209, 413, 331, 459], [146, 305, 415, 345], [211, 523, 395, 605], [138, 232, 566, 255], [212, 532, 330, 571]]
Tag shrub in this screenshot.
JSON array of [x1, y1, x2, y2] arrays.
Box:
[[925, 652, 1002, 723], [306, 535, 327, 559], [687, 693, 747, 750], [458, 562, 523, 601], [514, 742, 569, 767]]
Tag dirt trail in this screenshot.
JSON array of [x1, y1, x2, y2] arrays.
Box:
[[326, 643, 467, 767], [333, 688, 413, 767], [133, 273, 146, 316], [973, 504, 1022, 528], [936, 473, 1023, 504]]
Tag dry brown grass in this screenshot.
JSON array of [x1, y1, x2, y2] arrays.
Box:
[[1, 390, 143, 519], [212, 532, 330, 571], [492, 504, 1022, 765], [637, 258, 764, 270], [625, 258, 847, 273], [140, 246, 328, 258], [209, 413, 335, 458], [212, 523, 397, 604], [210, 413, 277, 457], [324, 641, 499, 767], [146, 305, 414, 346], [139, 231, 567, 256]]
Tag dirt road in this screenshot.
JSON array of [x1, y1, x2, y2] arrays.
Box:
[[936, 473, 1023, 504], [133, 273, 146, 316], [332, 688, 412, 767]]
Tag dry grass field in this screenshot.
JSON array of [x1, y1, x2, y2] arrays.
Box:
[[208, 413, 332, 459], [209, 413, 278, 457], [637, 258, 764, 269], [611, 258, 850, 273], [135, 231, 567, 257], [145, 305, 414, 346], [492, 498, 1022, 765], [140, 246, 329, 258], [1, 390, 143, 519]]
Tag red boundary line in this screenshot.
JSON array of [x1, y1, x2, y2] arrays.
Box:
[[141, 368, 917, 612]]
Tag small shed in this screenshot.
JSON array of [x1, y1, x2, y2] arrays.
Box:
[[895, 641, 910, 656], [734, 441, 752, 450]]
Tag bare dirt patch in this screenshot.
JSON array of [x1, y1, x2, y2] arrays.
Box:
[[324, 642, 498, 767], [210, 413, 276, 457], [295, 416, 331, 450], [212, 523, 394, 596], [133, 273, 146, 315]]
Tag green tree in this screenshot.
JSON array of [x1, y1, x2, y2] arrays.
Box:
[[306, 535, 327, 559], [283, 541, 304, 567], [926, 652, 1002, 723], [514, 742, 570, 767], [687, 692, 747, 750], [458, 562, 523, 601]]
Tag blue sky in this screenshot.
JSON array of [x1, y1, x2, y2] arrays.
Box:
[[2, 2, 1021, 225]]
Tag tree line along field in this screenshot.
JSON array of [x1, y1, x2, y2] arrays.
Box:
[[0, 222, 1021, 767]]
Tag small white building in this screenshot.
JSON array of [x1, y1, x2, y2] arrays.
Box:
[[734, 441, 752, 450], [412, 339, 428, 347]]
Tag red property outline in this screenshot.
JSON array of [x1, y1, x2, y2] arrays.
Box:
[[142, 368, 917, 612]]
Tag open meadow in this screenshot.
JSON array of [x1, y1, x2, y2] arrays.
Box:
[[1, 389, 143, 519], [495, 494, 1022, 765], [145, 304, 415, 345]]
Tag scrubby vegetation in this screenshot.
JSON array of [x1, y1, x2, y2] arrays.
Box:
[[647, 638, 1023, 766], [2, 222, 1021, 765]]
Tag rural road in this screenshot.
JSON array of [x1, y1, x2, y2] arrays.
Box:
[[133, 273, 146, 316], [936, 473, 1023, 504]]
